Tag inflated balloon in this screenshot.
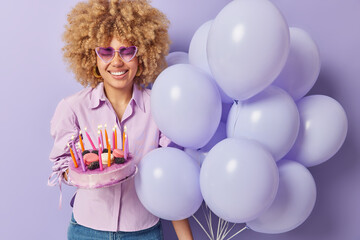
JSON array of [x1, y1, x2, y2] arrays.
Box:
[[200, 122, 226, 152], [135, 147, 203, 220], [151, 64, 222, 149], [227, 86, 300, 161], [184, 148, 207, 167], [207, 0, 290, 100], [286, 95, 348, 167], [166, 51, 189, 66], [200, 138, 279, 223], [247, 160, 316, 234], [188, 20, 233, 103], [150, 0, 232, 51], [184, 122, 226, 165], [272, 27, 321, 100], [189, 20, 213, 75]]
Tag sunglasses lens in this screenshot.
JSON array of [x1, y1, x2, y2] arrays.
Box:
[[119, 46, 137, 62], [97, 47, 114, 62]]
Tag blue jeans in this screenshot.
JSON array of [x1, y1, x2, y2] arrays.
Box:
[[68, 214, 164, 240]]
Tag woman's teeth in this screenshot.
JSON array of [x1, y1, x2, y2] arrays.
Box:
[[111, 71, 127, 76]]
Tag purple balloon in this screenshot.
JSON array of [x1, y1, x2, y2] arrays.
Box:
[[200, 138, 279, 223], [135, 147, 203, 221], [188, 20, 233, 103], [184, 148, 207, 167], [247, 160, 317, 234], [189, 20, 213, 76], [286, 95, 348, 167], [227, 86, 300, 161], [150, 0, 232, 51], [166, 51, 189, 67], [272, 27, 321, 100], [151, 64, 222, 149], [200, 122, 226, 152], [207, 0, 290, 100]]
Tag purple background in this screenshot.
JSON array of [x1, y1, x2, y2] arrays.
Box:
[[0, 0, 359, 239]]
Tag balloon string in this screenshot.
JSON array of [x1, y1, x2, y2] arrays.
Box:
[[208, 206, 215, 239], [219, 219, 230, 240], [225, 225, 248, 240], [203, 203, 215, 239], [222, 223, 236, 240], [194, 202, 248, 240], [216, 215, 221, 239], [218, 218, 225, 240], [219, 220, 229, 240], [192, 214, 213, 240]]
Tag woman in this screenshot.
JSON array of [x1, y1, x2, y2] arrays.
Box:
[[49, 0, 193, 239]]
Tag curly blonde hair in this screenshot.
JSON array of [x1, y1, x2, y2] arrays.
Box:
[[63, 0, 170, 88]]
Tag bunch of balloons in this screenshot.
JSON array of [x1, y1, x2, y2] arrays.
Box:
[[135, 0, 348, 235]]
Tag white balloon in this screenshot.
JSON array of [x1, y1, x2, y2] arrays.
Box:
[[189, 20, 233, 103], [286, 95, 348, 167], [272, 27, 321, 100], [247, 160, 317, 234], [200, 122, 227, 152], [227, 86, 300, 161], [207, 0, 290, 100], [166, 51, 189, 66], [189, 20, 213, 75], [184, 148, 207, 167], [151, 64, 222, 149], [200, 138, 279, 223]]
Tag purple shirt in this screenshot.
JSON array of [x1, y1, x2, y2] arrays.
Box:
[[49, 83, 171, 231]]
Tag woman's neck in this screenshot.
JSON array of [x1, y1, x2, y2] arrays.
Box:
[[103, 83, 133, 120]]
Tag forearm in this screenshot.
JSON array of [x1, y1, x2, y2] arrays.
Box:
[[172, 218, 193, 240]]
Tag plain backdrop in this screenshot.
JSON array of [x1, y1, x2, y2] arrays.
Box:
[[0, 0, 359, 239]]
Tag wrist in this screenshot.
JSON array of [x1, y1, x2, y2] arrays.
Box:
[[63, 169, 69, 182]]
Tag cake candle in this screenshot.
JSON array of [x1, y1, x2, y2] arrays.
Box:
[[77, 143, 86, 172], [84, 127, 96, 150], [112, 127, 115, 150], [106, 138, 111, 167], [97, 130, 102, 152], [104, 126, 109, 149], [124, 132, 128, 160], [68, 143, 78, 168], [71, 136, 79, 162], [98, 125, 104, 149], [79, 131, 85, 152], [122, 126, 126, 150], [98, 143, 103, 171], [114, 126, 118, 149]]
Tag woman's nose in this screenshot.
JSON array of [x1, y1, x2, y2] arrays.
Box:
[[111, 52, 124, 66]]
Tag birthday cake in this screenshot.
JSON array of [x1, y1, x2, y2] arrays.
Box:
[[67, 126, 136, 189]]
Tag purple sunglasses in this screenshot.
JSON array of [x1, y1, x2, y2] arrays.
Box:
[[95, 46, 138, 63]]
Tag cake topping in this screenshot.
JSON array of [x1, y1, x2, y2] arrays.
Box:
[[113, 149, 124, 158], [84, 152, 99, 165], [114, 157, 125, 164], [88, 161, 100, 170], [101, 153, 114, 165], [82, 150, 90, 156], [102, 148, 113, 154]]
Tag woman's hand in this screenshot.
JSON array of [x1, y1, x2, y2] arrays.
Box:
[[63, 168, 69, 182]]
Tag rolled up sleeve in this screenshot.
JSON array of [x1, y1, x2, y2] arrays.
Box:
[[48, 98, 79, 186]]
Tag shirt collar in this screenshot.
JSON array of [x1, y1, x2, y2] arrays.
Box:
[[89, 82, 145, 112], [89, 82, 107, 109], [132, 85, 145, 112]]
